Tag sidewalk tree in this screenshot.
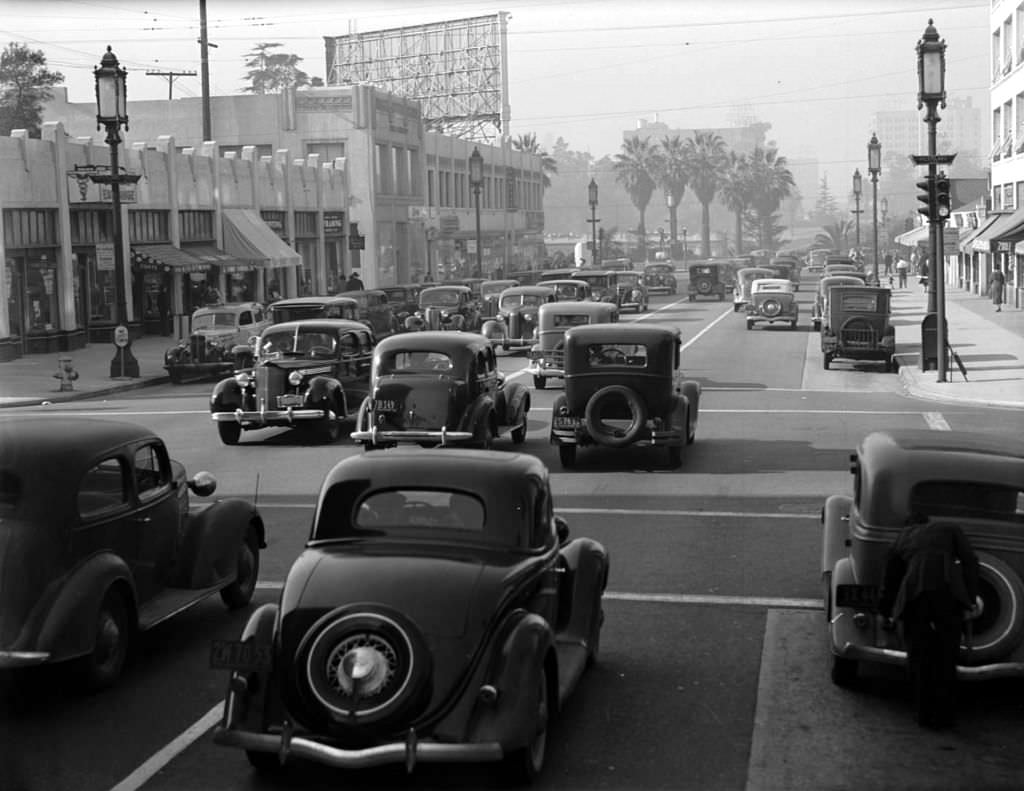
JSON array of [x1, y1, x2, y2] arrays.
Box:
[[814, 219, 854, 252], [243, 42, 322, 93], [655, 135, 688, 251], [719, 151, 754, 255], [812, 175, 840, 223], [748, 144, 795, 250], [512, 132, 557, 188], [682, 131, 728, 258], [0, 43, 63, 138], [613, 136, 659, 257]]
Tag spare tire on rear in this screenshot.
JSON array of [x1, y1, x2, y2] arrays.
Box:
[[584, 385, 647, 448], [963, 552, 1024, 663]]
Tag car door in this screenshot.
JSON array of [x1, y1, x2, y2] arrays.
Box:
[[74, 455, 134, 581], [335, 330, 371, 408], [128, 441, 180, 602]]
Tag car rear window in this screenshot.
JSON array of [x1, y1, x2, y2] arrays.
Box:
[[587, 343, 648, 367], [839, 294, 879, 312], [911, 481, 1024, 523], [379, 350, 453, 373], [356, 489, 485, 533], [554, 313, 592, 328]]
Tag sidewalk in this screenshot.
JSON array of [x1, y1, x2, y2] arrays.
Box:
[[1, 288, 1022, 409]]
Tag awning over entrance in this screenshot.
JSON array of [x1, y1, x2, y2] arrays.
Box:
[[132, 244, 210, 273], [222, 208, 301, 268], [989, 206, 1024, 244], [968, 209, 1024, 251], [894, 225, 929, 246], [958, 214, 999, 253], [187, 245, 254, 273]]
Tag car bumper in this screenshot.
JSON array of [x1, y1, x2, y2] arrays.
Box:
[[647, 286, 673, 294], [213, 725, 503, 771], [551, 426, 683, 446], [526, 363, 564, 378], [0, 650, 50, 669], [748, 315, 797, 324], [212, 407, 328, 426], [351, 426, 474, 445], [835, 642, 1024, 680]]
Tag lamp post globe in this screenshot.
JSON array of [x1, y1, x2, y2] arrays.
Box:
[[868, 133, 882, 284]]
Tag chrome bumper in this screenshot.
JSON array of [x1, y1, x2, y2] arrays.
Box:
[[214, 726, 503, 771], [212, 407, 327, 425], [837, 642, 1024, 680], [0, 650, 50, 669], [351, 425, 474, 445], [526, 363, 564, 377]]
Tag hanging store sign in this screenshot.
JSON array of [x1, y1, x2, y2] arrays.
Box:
[[95, 242, 116, 271], [349, 235, 366, 250], [323, 212, 345, 235]]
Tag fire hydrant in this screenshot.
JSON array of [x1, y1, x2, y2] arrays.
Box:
[[54, 355, 79, 392]]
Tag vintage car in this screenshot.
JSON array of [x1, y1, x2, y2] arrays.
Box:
[[765, 258, 801, 291], [164, 301, 269, 383], [615, 270, 650, 312], [381, 284, 424, 324], [745, 278, 799, 330], [351, 332, 530, 450], [688, 263, 728, 302], [570, 270, 620, 305], [479, 278, 521, 319], [480, 285, 555, 351], [344, 289, 400, 338], [822, 430, 1024, 694], [601, 257, 634, 272], [211, 449, 608, 781], [527, 301, 619, 390], [806, 248, 831, 274], [811, 274, 867, 331], [824, 257, 862, 277], [643, 262, 678, 295], [820, 286, 896, 372], [0, 417, 264, 690], [732, 266, 777, 312], [538, 267, 584, 283], [542, 278, 593, 303], [549, 324, 700, 469], [444, 277, 487, 300], [210, 319, 374, 445], [405, 285, 481, 332], [267, 295, 359, 325], [508, 269, 544, 286]]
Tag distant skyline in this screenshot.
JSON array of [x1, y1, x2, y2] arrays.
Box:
[[5, 0, 990, 173]]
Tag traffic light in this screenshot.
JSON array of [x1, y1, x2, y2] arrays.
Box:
[[934, 173, 951, 220], [916, 176, 934, 220]]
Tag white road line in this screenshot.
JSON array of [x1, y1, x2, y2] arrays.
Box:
[[108, 703, 223, 791], [606, 592, 822, 609], [526, 407, 934, 415], [923, 411, 951, 431], [679, 307, 734, 352]]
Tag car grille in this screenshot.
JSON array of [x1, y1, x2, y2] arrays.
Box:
[[840, 324, 878, 349], [190, 335, 208, 362], [256, 364, 290, 408]]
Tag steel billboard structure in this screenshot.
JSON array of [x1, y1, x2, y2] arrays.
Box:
[[324, 13, 510, 143]]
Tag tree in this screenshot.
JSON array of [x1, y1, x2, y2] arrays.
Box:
[[613, 136, 659, 257], [719, 151, 753, 255], [747, 145, 795, 250], [512, 132, 557, 188], [813, 175, 840, 222], [814, 219, 855, 251], [682, 131, 728, 258], [243, 42, 319, 94], [655, 135, 688, 252], [0, 43, 63, 138]]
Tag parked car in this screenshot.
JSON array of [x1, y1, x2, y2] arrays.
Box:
[[406, 285, 481, 332], [344, 289, 400, 338], [746, 278, 799, 330], [811, 275, 867, 331], [822, 429, 1024, 689], [615, 270, 650, 312], [351, 332, 530, 450], [528, 301, 619, 389], [549, 324, 700, 469], [211, 449, 608, 781], [732, 267, 777, 312], [0, 416, 264, 690], [481, 285, 555, 351], [381, 284, 424, 325], [479, 278, 520, 319], [766, 258, 802, 291], [643, 262, 678, 295], [570, 270, 620, 305], [543, 278, 593, 302], [164, 301, 268, 383], [688, 263, 728, 302], [210, 319, 374, 445], [267, 295, 359, 325], [820, 286, 896, 371]]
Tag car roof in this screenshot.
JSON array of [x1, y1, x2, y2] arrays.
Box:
[[540, 301, 616, 315], [262, 319, 372, 334], [341, 289, 387, 297], [422, 284, 472, 294], [826, 285, 888, 295], [566, 323, 679, 342], [752, 278, 794, 290], [573, 270, 615, 277], [818, 275, 865, 289], [374, 330, 490, 353], [193, 301, 262, 314], [500, 285, 554, 295], [737, 267, 777, 276], [541, 278, 589, 287], [270, 295, 358, 307]]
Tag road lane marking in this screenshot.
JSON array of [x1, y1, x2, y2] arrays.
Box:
[[526, 407, 938, 415], [249, 503, 819, 519], [109, 703, 223, 791], [678, 307, 734, 352], [923, 411, 951, 430]]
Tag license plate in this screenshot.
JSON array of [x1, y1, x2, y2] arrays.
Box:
[[835, 584, 878, 610], [277, 393, 304, 407], [553, 416, 583, 429], [210, 639, 273, 672], [374, 399, 399, 412]]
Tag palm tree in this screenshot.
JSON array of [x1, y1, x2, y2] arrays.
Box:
[[656, 135, 688, 252], [613, 136, 660, 257], [719, 151, 753, 256], [511, 132, 557, 188], [682, 131, 727, 258], [815, 219, 855, 251], [748, 145, 796, 250]]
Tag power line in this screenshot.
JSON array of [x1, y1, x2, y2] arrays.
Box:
[[145, 69, 196, 101]]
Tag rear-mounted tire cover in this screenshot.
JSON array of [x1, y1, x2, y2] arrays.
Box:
[[584, 385, 647, 448], [964, 552, 1024, 663], [696, 279, 712, 294], [301, 608, 432, 725], [761, 298, 782, 317]]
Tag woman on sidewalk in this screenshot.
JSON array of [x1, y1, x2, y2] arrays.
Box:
[[988, 265, 1006, 312]]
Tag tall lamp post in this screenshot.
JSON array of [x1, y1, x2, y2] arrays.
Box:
[[868, 133, 882, 285], [92, 46, 140, 378], [851, 169, 863, 256], [666, 192, 677, 257], [681, 227, 688, 261], [916, 18, 950, 382], [468, 146, 484, 277], [588, 178, 600, 268]]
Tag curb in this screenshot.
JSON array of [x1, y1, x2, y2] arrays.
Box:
[[0, 376, 171, 409], [894, 354, 1023, 410]]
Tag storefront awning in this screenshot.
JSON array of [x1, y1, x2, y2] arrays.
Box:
[[968, 209, 1024, 252], [958, 214, 1000, 253], [894, 225, 929, 247], [990, 206, 1024, 244], [222, 208, 301, 268], [132, 244, 210, 273], [187, 245, 255, 273]]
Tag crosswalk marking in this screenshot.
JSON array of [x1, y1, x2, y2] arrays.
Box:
[[923, 411, 951, 430]]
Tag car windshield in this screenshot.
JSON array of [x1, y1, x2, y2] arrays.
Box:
[[501, 293, 544, 309], [482, 283, 510, 299], [619, 274, 640, 285], [587, 343, 648, 367], [576, 275, 611, 288], [268, 304, 324, 323], [648, 265, 673, 274], [378, 350, 454, 374], [421, 289, 461, 307], [383, 289, 408, 301], [553, 313, 593, 328], [260, 329, 337, 357], [192, 312, 237, 330], [355, 489, 485, 533]]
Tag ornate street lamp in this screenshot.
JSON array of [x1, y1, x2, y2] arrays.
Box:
[[468, 146, 484, 276], [588, 179, 600, 268], [666, 192, 677, 257], [92, 46, 140, 378], [852, 168, 863, 255], [868, 133, 882, 285]]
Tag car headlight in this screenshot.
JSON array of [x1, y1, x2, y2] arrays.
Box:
[[235, 371, 251, 387], [288, 370, 304, 386], [523, 313, 535, 322]]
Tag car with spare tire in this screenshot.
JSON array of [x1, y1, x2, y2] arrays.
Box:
[[820, 285, 896, 372], [745, 278, 799, 330], [549, 324, 700, 468], [527, 301, 619, 390]]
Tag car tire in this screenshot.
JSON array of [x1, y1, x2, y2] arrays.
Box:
[[534, 375, 546, 390], [168, 368, 183, 384], [584, 386, 647, 448], [830, 654, 858, 688], [317, 399, 343, 444], [964, 552, 1024, 663], [477, 419, 494, 450], [218, 421, 242, 446], [823, 353, 831, 370], [76, 590, 131, 691], [689, 295, 696, 302], [511, 414, 528, 445], [746, 320, 753, 331], [558, 444, 576, 469], [790, 320, 797, 330], [504, 664, 549, 784], [220, 531, 260, 609]]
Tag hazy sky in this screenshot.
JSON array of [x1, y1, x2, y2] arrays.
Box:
[[4, 0, 990, 176]]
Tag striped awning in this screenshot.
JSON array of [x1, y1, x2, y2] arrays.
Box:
[[131, 244, 210, 273]]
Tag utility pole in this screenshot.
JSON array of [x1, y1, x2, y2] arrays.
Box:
[[199, 0, 212, 141], [145, 69, 197, 101]]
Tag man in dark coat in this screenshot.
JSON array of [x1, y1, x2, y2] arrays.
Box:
[[878, 512, 981, 728], [343, 270, 364, 292]]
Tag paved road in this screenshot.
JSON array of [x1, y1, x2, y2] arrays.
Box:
[[2, 277, 1021, 791]]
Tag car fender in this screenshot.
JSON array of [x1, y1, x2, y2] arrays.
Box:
[[172, 499, 263, 589], [35, 553, 137, 664], [828, 557, 860, 657], [504, 381, 530, 425], [555, 537, 609, 644], [821, 495, 853, 577], [680, 380, 700, 429], [211, 377, 244, 411], [461, 394, 496, 436], [306, 376, 346, 416], [481, 318, 506, 342], [220, 603, 280, 732]]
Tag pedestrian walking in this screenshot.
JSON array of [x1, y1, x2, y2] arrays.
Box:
[[918, 260, 929, 290], [878, 512, 981, 729], [343, 270, 364, 292], [883, 252, 893, 276], [988, 265, 1006, 312], [896, 256, 909, 288]]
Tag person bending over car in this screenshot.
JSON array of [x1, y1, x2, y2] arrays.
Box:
[[878, 511, 981, 729]]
